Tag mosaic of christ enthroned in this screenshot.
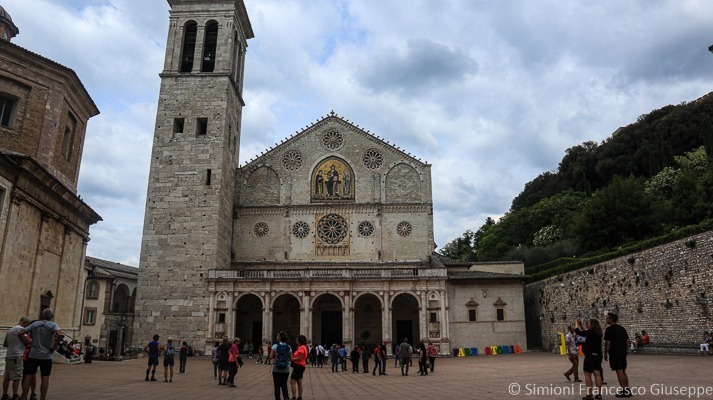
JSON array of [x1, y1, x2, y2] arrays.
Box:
[[311, 156, 355, 202]]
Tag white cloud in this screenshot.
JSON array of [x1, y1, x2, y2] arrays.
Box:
[[3, 0, 713, 264]]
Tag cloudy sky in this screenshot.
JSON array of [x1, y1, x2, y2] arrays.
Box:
[[5, 0, 713, 266]]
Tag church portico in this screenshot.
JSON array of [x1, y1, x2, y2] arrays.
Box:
[[207, 268, 449, 354]]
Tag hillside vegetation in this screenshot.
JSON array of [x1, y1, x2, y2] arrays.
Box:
[[439, 92, 713, 280]]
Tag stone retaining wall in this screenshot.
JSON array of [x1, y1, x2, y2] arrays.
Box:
[[525, 231, 713, 351]]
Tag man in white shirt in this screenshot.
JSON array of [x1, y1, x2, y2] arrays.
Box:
[[19, 309, 63, 400], [2, 317, 31, 400]]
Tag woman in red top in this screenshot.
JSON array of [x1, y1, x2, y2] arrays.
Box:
[[290, 335, 308, 400]]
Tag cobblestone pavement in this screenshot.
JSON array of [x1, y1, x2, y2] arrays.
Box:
[[42, 352, 711, 399]]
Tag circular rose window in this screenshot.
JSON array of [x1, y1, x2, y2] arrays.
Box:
[[362, 149, 384, 170], [396, 221, 412, 237], [322, 130, 344, 150], [282, 150, 303, 171], [358, 221, 375, 237], [253, 222, 269, 237], [292, 221, 310, 238], [317, 214, 348, 244]]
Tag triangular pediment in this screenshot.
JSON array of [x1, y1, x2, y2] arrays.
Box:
[[240, 112, 427, 171]]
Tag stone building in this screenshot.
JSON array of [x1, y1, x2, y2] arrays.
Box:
[[135, 0, 527, 354], [0, 6, 100, 340], [80, 257, 137, 357]]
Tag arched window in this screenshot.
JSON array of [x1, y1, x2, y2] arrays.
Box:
[[180, 22, 198, 73], [86, 281, 99, 299], [201, 21, 218, 72]]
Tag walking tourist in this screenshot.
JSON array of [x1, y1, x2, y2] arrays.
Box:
[[144, 334, 160, 381], [563, 325, 581, 382], [394, 345, 401, 368], [350, 346, 360, 373], [309, 344, 317, 367], [211, 342, 219, 379], [379, 342, 387, 375], [226, 338, 240, 387], [315, 343, 324, 368], [427, 341, 438, 373], [371, 345, 382, 375], [2, 316, 30, 400], [179, 341, 188, 374], [217, 337, 230, 385], [361, 346, 369, 373], [399, 338, 411, 376], [575, 318, 603, 400], [271, 331, 292, 400], [339, 345, 347, 371], [18, 309, 63, 400], [163, 338, 175, 382], [604, 313, 631, 398], [330, 345, 339, 373], [700, 331, 711, 355], [289, 335, 308, 400], [417, 340, 428, 376]]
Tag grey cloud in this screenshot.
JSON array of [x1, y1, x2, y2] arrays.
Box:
[[354, 39, 478, 95]]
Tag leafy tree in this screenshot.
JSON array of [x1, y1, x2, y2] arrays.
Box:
[[438, 230, 477, 262], [571, 176, 658, 251]]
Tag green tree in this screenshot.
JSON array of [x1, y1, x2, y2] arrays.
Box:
[[572, 176, 658, 251]]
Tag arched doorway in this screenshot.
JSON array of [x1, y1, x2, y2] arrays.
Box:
[[391, 293, 420, 349], [272, 294, 300, 341], [113, 284, 131, 313], [353, 293, 382, 348], [312, 293, 343, 346], [235, 294, 263, 347]]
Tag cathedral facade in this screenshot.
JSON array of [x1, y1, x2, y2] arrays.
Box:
[[135, 0, 527, 355]]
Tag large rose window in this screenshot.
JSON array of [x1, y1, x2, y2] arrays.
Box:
[[317, 214, 348, 244]]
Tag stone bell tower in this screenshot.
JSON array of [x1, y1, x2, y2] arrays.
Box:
[[134, 0, 253, 350]]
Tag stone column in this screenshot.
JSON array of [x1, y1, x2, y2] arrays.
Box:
[[226, 292, 234, 339], [342, 291, 352, 349], [193, 25, 205, 73], [263, 291, 272, 343], [382, 291, 391, 344], [419, 291, 427, 342], [208, 290, 216, 342], [116, 325, 125, 356], [303, 291, 311, 343]]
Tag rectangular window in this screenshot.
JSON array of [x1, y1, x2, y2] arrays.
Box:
[[429, 312, 437, 323], [468, 309, 476, 322], [84, 308, 96, 325], [173, 118, 185, 134], [218, 313, 226, 323], [61, 112, 77, 160], [0, 94, 16, 127], [496, 308, 505, 321], [196, 118, 207, 135], [206, 169, 212, 185]]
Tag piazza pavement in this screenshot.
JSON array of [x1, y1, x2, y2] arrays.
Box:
[[44, 352, 711, 399]]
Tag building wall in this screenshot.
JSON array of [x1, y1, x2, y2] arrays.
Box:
[[524, 231, 713, 351], [447, 281, 527, 352]]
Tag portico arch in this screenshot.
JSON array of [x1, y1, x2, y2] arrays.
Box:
[[353, 293, 382, 347], [391, 292, 420, 349], [272, 294, 300, 340], [311, 293, 343, 346], [235, 293, 263, 346]]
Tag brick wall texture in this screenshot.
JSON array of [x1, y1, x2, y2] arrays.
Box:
[[525, 231, 713, 351]]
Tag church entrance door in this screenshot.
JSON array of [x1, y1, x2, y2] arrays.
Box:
[[272, 294, 300, 340], [311, 294, 342, 345], [392, 293, 420, 348], [353, 293, 382, 348], [235, 294, 264, 345]]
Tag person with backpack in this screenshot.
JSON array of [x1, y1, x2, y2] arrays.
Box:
[[289, 335, 308, 400], [226, 337, 240, 388], [163, 338, 175, 383], [270, 331, 292, 400]]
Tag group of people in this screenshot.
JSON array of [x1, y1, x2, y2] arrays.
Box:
[[562, 313, 633, 399], [144, 335, 190, 383], [2, 309, 63, 400]]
